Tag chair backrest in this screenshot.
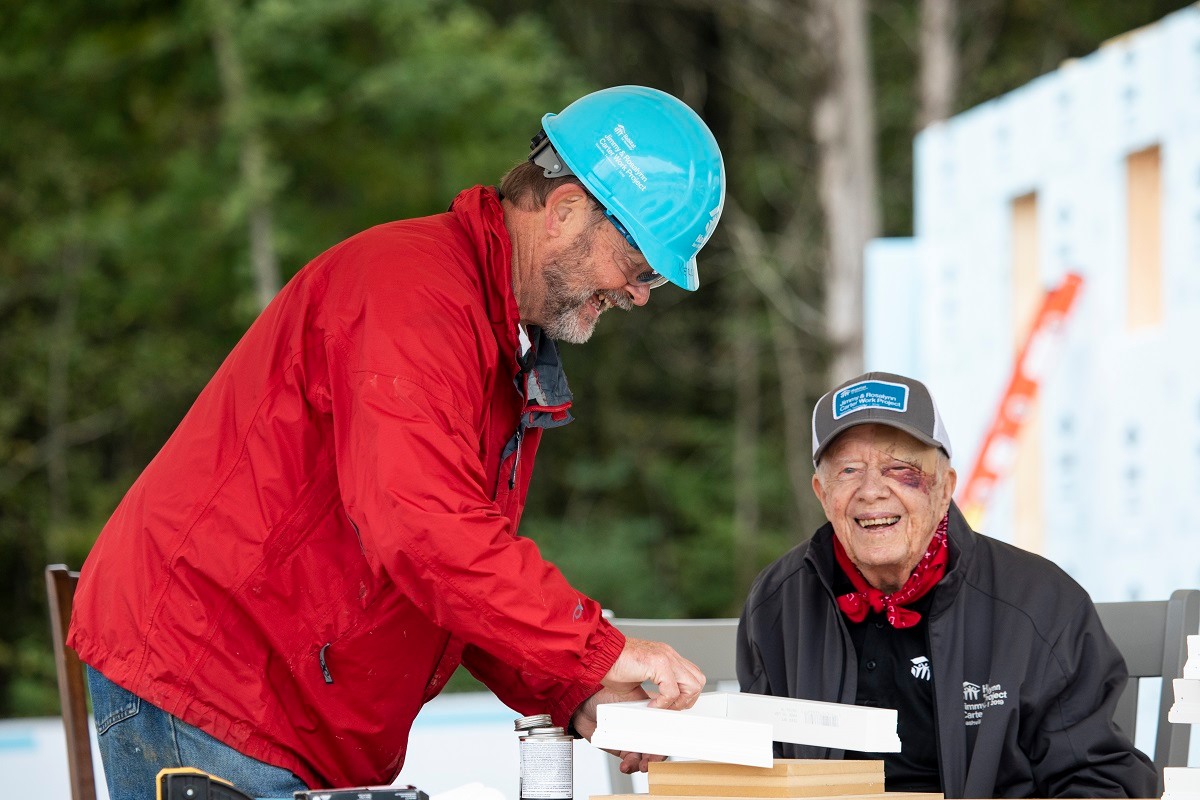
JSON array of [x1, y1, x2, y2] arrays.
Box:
[[604, 617, 740, 794], [45, 564, 98, 800], [1095, 588, 1200, 791]]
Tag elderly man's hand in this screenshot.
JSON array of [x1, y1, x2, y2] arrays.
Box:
[[601, 636, 706, 710]]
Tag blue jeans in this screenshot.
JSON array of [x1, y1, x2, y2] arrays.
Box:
[[86, 666, 307, 800]]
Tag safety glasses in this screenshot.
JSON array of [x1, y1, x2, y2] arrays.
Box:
[[605, 209, 669, 289]]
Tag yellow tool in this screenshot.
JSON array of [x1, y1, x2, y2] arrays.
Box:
[[156, 767, 256, 800]]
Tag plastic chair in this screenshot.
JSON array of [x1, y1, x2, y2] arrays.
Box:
[[603, 617, 740, 794], [1095, 588, 1200, 793], [45, 564, 98, 800]]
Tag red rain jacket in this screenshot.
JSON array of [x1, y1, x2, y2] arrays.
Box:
[[68, 186, 625, 788]]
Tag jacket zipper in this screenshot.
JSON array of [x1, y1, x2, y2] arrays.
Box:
[[508, 426, 524, 489], [927, 625, 945, 792], [319, 642, 334, 684]]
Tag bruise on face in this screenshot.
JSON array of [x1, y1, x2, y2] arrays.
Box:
[[813, 424, 955, 591], [882, 457, 934, 493], [821, 427, 942, 493]]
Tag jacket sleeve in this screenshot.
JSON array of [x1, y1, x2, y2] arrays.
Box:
[[1025, 599, 1157, 798], [322, 240, 624, 720], [459, 636, 624, 730]]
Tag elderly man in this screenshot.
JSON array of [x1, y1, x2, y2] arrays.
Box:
[[737, 371, 1156, 798], [70, 86, 724, 799]]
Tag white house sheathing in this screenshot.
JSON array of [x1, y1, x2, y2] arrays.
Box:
[[863, 4, 1200, 602]]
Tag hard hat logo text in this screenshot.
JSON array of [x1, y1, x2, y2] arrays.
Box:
[[597, 133, 648, 191]]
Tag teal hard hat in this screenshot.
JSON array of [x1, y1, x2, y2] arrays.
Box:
[[531, 85, 725, 291]]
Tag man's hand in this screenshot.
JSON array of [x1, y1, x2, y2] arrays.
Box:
[[600, 636, 706, 710], [570, 637, 707, 774], [571, 685, 663, 774]]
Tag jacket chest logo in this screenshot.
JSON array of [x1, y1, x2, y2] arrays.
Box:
[[910, 656, 931, 680], [963, 680, 1008, 726]]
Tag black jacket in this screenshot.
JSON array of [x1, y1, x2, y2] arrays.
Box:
[[737, 503, 1156, 798]]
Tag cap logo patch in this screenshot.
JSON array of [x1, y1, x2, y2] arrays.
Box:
[[832, 380, 909, 420]]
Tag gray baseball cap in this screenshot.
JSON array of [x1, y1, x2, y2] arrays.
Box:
[[811, 371, 952, 466]]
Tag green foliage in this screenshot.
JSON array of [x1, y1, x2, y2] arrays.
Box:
[[1, 637, 59, 717], [0, 0, 584, 715]]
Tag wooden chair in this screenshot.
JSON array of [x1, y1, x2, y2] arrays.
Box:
[[1095, 588, 1200, 792], [45, 564, 98, 800], [603, 617, 740, 794]]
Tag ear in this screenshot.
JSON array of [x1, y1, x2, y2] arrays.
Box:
[[940, 466, 958, 513], [812, 471, 827, 508], [543, 182, 591, 239], [812, 471, 838, 524]]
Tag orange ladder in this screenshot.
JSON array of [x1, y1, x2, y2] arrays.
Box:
[[957, 272, 1084, 528]]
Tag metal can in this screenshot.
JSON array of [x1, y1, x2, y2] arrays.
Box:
[[514, 714, 573, 800]]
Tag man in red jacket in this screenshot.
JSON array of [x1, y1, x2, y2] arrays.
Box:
[[69, 86, 726, 799]]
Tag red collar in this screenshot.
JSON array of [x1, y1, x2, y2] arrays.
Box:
[[834, 514, 949, 629]]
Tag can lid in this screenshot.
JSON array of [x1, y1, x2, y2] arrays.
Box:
[[524, 726, 566, 736], [514, 713, 553, 731]]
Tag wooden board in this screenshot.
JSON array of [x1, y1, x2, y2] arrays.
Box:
[[647, 759, 885, 796], [649, 760, 885, 778], [591, 793, 942, 800], [649, 782, 884, 798]]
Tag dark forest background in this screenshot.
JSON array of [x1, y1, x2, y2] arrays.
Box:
[[1, 0, 1192, 715]]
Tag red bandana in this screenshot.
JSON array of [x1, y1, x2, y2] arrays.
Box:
[[834, 513, 949, 629]]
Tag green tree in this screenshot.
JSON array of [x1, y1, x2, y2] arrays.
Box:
[[0, 0, 584, 716]]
